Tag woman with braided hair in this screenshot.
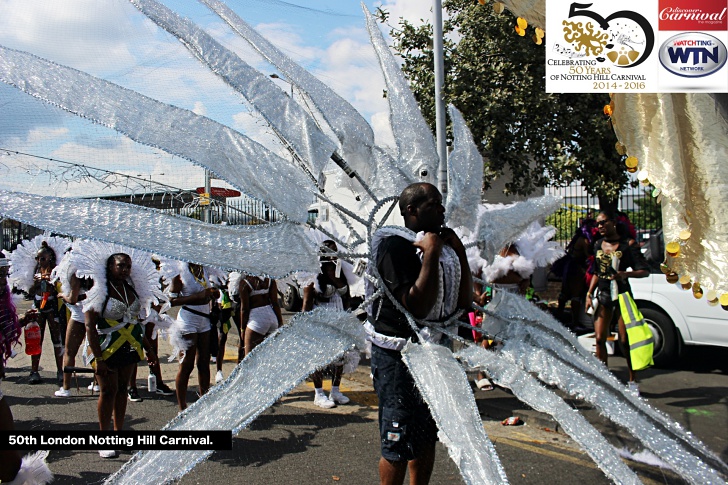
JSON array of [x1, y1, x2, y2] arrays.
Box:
[[3, 236, 71, 385]]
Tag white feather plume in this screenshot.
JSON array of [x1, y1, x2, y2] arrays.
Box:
[[3, 234, 71, 293]]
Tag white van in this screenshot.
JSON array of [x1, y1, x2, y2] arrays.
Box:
[[630, 231, 728, 366]]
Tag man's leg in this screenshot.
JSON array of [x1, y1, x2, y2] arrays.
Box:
[[407, 444, 436, 485], [379, 457, 407, 485]]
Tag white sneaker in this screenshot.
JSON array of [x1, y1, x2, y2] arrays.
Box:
[[313, 394, 336, 409], [627, 381, 640, 397], [98, 450, 118, 458], [215, 370, 224, 384], [88, 382, 100, 392], [54, 387, 72, 398], [329, 390, 350, 405]]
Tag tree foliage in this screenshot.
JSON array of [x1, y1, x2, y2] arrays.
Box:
[[378, 0, 628, 201]]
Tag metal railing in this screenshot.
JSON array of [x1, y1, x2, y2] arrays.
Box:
[[544, 183, 662, 246]]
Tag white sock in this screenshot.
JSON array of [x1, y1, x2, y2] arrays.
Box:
[[315, 388, 326, 397], [331, 386, 340, 394]]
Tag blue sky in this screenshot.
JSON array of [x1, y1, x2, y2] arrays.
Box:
[[0, 0, 434, 195]]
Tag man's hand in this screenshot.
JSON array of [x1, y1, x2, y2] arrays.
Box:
[[413, 232, 443, 256]]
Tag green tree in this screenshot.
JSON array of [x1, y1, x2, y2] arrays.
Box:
[[627, 188, 662, 230], [378, 0, 628, 206]]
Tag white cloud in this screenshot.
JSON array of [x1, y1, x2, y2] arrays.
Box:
[[376, 0, 434, 26], [0, 0, 140, 72], [255, 22, 324, 67], [371, 111, 396, 150], [23, 127, 69, 146]]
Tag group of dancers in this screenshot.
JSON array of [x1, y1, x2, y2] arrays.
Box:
[[0, 232, 359, 465]]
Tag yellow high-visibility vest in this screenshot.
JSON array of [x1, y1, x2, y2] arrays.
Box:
[[618, 293, 654, 371]]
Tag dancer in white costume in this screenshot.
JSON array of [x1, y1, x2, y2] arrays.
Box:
[[3, 235, 71, 385], [64, 240, 164, 457], [303, 240, 353, 409], [237, 274, 283, 356], [162, 261, 225, 411], [0, 1, 727, 483], [53, 246, 95, 397]]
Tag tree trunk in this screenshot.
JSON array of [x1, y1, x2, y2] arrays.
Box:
[[598, 196, 618, 215]]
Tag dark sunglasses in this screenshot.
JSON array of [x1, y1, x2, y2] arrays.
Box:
[[596, 220, 611, 227], [36, 256, 49, 261]]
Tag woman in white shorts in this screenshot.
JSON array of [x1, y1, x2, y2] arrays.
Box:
[[302, 240, 352, 408], [166, 262, 221, 410], [54, 245, 96, 397], [238, 275, 283, 356]]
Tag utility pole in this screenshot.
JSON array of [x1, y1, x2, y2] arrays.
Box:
[[433, 0, 448, 195], [203, 169, 211, 223]]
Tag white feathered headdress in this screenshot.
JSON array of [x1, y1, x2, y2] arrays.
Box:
[[68, 239, 166, 318], [51, 241, 81, 296], [158, 259, 227, 292], [2, 234, 71, 293], [299, 224, 364, 297], [481, 221, 565, 283]]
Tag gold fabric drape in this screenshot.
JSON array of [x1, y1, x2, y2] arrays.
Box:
[[612, 93, 728, 295]]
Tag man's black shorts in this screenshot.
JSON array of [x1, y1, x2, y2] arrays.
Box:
[[371, 344, 438, 462]]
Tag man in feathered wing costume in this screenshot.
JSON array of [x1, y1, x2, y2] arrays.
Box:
[[366, 182, 472, 484]]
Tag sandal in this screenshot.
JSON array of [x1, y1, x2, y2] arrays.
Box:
[[475, 378, 494, 391]]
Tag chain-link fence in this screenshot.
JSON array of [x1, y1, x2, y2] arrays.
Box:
[[544, 182, 662, 247]]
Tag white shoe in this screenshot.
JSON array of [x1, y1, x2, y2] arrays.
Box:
[[329, 390, 350, 405], [313, 394, 336, 409], [98, 450, 118, 458], [627, 381, 640, 397], [88, 382, 100, 392], [215, 370, 224, 384], [54, 387, 72, 398]]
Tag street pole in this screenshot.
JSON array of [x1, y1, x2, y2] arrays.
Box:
[[433, 0, 448, 195], [204, 169, 211, 223]]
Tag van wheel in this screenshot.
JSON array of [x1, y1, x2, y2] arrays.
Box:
[[282, 284, 302, 311], [641, 307, 678, 367]]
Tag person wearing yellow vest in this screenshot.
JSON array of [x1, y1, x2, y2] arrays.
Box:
[[585, 210, 650, 395], [84, 251, 160, 458]]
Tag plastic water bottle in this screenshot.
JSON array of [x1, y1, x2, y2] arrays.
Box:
[[24, 321, 42, 356], [147, 374, 157, 393]]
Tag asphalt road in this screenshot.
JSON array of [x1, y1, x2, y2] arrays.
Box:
[[2, 305, 727, 484]]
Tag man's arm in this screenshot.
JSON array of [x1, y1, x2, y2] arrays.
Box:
[[403, 232, 443, 319]]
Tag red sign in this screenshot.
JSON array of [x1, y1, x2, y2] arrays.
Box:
[[195, 187, 242, 198], [659, 0, 727, 30]]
